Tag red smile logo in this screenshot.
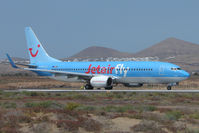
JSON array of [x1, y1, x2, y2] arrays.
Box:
[[29, 44, 40, 57]]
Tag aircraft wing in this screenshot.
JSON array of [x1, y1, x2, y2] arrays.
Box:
[[24, 68, 93, 77], [24, 68, 119, 81]]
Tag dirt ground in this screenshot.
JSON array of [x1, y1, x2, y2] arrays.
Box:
[[0, 76, 199, 133]]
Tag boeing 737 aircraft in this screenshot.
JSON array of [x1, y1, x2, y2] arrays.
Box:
[[7, 27, 190, 90]]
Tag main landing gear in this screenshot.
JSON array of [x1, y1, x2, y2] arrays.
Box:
[[105, 86, 113, 90], [84, 84, 113, 90], [84, 84, 93, 90]]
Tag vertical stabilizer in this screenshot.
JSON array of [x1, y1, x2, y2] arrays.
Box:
[[25, 27, 61, 64]]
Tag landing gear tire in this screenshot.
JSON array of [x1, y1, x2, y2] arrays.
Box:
[[84, 84, 93, 90], [167, 86, 172, 90], [105, 86, 113, 90]]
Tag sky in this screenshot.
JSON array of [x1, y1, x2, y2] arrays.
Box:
[[0, 0, 199, 59]]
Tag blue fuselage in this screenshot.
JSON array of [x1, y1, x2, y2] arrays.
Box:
[[33, 61, 189, 84]]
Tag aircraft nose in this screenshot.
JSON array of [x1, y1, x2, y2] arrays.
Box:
[[183, 71, 190, 78]]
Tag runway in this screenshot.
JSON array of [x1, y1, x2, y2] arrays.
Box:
[[4, 89, 199, 93]]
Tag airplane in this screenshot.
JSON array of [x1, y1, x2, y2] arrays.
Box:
[[6, 27, 190, 90]]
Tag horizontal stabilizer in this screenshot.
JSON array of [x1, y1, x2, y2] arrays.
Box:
[[6, 54, 18, 68], [6, 54, 37, 68]]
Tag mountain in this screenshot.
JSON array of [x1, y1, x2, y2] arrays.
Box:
[[134, 37, 199, 72], [70, 38, 199, 60], [68, 38, 199, 72], [134, 37, 199, 59], [70, 46, 133, 58]]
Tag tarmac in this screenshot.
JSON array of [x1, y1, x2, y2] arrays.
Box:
[[4, 89, 199, 93]]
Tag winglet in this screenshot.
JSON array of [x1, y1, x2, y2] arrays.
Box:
[[6, 54, 18, 68]]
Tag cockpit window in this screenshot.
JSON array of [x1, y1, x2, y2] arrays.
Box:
[[171, 67, 181, 70]]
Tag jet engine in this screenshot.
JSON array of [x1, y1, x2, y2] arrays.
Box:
[[123, 83, 143, 87], [90, 76, 113, 88]]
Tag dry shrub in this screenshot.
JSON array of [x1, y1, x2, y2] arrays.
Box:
[[131, 120, 166, 133], [65, 102, 80, 111], [54, 109, 83, 131], [128, 112, 143, 119], [56, 110, 80, 121], [0, 110, 21, 133], [18, 115, 32, 123], [31, 122, 50, 133], [0, 127, 20, 133], [173, 122, 186, 131], [80, 118, 102, 132], [106, 132, 130, 133], [142, 113, 164, 123], [158, 108, 172, 113], [164, 110, 183, 121], [56, 120, 81, 131], [97, 111, 106, 116], [4, 115, 19, 128], [31, 107, 45, 113], [54, 108, 102, 132], [35, 115, 49, 123], [0, 110, 4, 128], [163, 121, 187, 133], [56, 118, 102, 132]]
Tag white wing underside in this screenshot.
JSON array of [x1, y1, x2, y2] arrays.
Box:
[[24, 68, 92, 77], [24, 68, 118, 80]]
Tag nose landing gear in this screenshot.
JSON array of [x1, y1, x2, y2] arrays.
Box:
[[167, 86, 172, 90], [167, 83, 178, 90]]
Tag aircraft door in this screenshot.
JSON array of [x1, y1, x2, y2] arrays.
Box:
[[159, 66, 165, 75]]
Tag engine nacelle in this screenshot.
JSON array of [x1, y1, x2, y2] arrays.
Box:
[[123, 83, 143, 87], [90, 76, 113, 88]]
